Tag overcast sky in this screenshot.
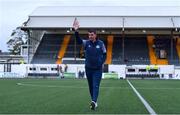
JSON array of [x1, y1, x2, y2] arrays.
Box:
[[0, 0, 180, 52]]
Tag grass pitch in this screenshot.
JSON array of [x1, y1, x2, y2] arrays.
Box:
[[0, 78, 180, 114]]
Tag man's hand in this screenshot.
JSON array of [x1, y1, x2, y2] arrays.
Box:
[[73, 18, 79, 31]]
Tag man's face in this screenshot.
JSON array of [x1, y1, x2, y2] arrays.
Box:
[[88, 32, 97, 41]]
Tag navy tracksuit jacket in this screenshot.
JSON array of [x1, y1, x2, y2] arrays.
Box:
[[75, 31, 106, 102]]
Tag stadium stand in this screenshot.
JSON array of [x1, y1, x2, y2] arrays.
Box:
[[63, 35, 82, 58], [30, 34, 180, 65], [153, 35, 179, 65], [62, 34, 108, 64], [147, 35, 169, 65], [31, 34, 64, 64], [124, 36, 150, 65], [112, 36, 123, 64], [61, 35, 85, 64], [19, 6, 179, 66]]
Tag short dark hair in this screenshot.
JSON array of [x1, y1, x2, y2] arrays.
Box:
[[88, 29, 96, 34]]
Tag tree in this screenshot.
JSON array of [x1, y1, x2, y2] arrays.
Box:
[[7, 27, 28, 55]]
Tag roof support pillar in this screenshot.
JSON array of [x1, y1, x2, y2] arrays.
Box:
[[122, 18, 125, 63]]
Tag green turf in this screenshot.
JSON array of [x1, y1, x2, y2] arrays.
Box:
[[0, 79, 148, 114], [130, 80, 180, 114], [2, 79, 180, 114]]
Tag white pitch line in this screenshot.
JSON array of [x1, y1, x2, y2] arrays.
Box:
[[17, 82, 180, 90], [16, 82, 131, 89], [127, 79, 157, 115], [17, 83, 87, 88]]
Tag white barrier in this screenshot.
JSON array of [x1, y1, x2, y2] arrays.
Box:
[[0, 65, 3, 72], [125, 65, 177, 79], [174, 67, 180, 79], [27, 64, 59, 75], [108, 65, 126, 79], [0, 72, 25, 78], [0, 64, 179, 79], [0, 64, 26, 78], [126, 65, 159, 75], [26, 64, 125, 79], [158, 65, 175, 79], [26, 64, 85, 78]]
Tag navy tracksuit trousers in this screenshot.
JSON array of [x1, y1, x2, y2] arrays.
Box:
[[85, 67, 102, 103]]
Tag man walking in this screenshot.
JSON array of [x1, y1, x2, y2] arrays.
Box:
[[73, 18, 107, 110]]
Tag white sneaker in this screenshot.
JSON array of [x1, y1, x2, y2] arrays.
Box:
[[90, 101, 96, 110], [95, 102, 98, 108], [90, 101, 98, 110]]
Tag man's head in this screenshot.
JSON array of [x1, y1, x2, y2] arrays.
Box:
[[88, 29, 97, 42]]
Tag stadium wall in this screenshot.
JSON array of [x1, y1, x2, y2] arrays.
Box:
[[0, 64, 179, 79], [175, 67, 180, 79], [0, 65, 3, 72]]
